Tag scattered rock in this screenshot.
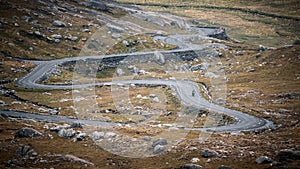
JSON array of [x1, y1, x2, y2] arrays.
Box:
[[136, 94, 143, 99], [277, 92, 300, 99], [62, 154, 94, 166], [49, 109, 59, 115], [201, 149, 219, 158], [15, 127, 43, 138], [153, 145, 165, 154], [191, 157, 200, 163], [236, 51, 244, 56], [104, 132, 117, 138], [90, 131, 105, 141], [52, 20, 66, 27], [142, 136, 152, 141], [218, 165, 233, 169], [180, 164, 202, 169], [149, 94, 157, 99], [82, 28, 90, 32], [21, 15, 32, 22], [255, 53, 261, 58], [256, 156, 273, 164], [152, 97, 160, 103], [75, 132, 86, 141], [116, 68, 125, 76], [259, 45, 266, 51], [15, 146, 37, 157], [49, 124, 69, 132], [247, 68, 255, 72], [70, 123, 83, 128], [51, 34, 62, 39], [58, 129, 75, 138], [190, 63, 209, 71], [0, 100, 6, 106], [112, 33, 121, 39], [152, 138, 167, 147], [277, 149, 300, 162], [70, 36, 78, 41], [204, 72, 218, 78]]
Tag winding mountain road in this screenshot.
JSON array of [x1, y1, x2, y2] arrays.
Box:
[[1, 46, 274, 133]]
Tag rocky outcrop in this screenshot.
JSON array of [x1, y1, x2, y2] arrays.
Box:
[[15, 127, 43, 138]]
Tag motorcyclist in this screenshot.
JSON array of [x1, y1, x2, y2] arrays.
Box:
[[192, 90, 195, 96]]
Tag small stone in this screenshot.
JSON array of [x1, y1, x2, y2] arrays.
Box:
[[256, 156, 273, 164], [116, 68, 125, 76], [0, 100, 6, 106], [52, 20, 66, 27], [152, 97, 160, 103], [51, 34, 62, 39], [218, 165, 233, 169], [149, 94, 157, 99], [111, 33, 121, 39], [8, 43, 15, 47], [21, 15, 32, 22], [70, 37, 78, 41], [180, 164, 202, 169], [259, 45, 266, 51], [201, 149, 219, 158], [49, 109, 59, 115], [15, 127, 43, 138], [82, 28, 90, 32], [236, 51, 244, 56], [255, 53, 261, 58], [153, 145, 165, 154], [247, 68, 255, 72], [191, 158, 200, 163]]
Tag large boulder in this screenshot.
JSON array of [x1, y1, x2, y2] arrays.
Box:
[[15, 127, 43, 138]]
